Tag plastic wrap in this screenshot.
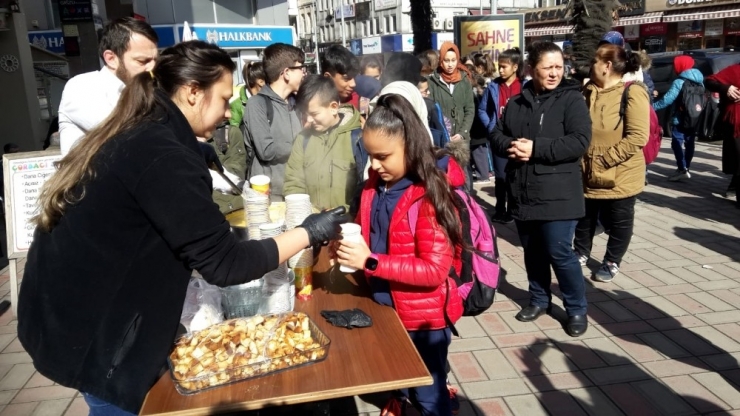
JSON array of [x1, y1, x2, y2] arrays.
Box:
[[180, 276, 224, 333]]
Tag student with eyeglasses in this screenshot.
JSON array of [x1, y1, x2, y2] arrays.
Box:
[[243, 43, 306, 201]]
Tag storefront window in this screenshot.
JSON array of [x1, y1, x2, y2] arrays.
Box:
[[705, 38, 721, 49], [677, 37, 702, 51]]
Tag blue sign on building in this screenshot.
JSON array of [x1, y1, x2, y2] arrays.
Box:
[[28, 30, 65, 55], [152, 25, 177, 49], [381, 35, 397, 52], [177, 25, 294, 49]]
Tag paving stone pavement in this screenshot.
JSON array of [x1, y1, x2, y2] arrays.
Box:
[[0, 142, 739, 416]]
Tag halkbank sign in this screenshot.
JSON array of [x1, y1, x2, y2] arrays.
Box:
[[177, 24, 295, 49]]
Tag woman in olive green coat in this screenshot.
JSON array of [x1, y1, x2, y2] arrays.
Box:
[[427, 42, 476, 143]]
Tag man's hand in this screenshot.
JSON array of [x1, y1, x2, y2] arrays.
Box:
[[450, 134, 463, 142]]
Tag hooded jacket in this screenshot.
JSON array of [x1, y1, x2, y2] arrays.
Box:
[[18, 91, 279, 413], [479, 80, 502, 134], [427, 71, 476, 140], [244, 84, 302, 200], [583, 81, 649, 199], [653, 68, 704, 127], [357, 158, 466, 331], [283, 105, 362, 211], [490, 79, 592, 221]]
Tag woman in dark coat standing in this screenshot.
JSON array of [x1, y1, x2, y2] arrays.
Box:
[[705, 64, 740, 206], [18, 41, 344, 415], [491, 42, 592, 337]]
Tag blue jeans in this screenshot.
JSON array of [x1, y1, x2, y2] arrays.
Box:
[[82, 393, 136, 416], [516, 220, 587, 316], [400, 328, 452, 416], [671, 125, 695, 171]]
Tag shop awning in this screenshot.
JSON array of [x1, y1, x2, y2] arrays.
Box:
[[663, 4, 740, 23], [612, 12, 663, 27], [524, 24, 574, 37]]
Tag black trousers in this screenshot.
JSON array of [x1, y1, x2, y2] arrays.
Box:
[[573, 196, 636, 266]]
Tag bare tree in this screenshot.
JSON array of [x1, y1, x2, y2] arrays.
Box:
[[566, 0, 622, 79], [410, 0, 433, 53]]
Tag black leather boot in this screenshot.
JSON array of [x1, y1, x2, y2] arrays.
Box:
[[515, 305, 551, 322], [566, 315, 588, 337]]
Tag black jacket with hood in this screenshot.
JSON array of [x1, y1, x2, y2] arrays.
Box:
[[490, 79, 592, 221], [18, 91, 280, 413]]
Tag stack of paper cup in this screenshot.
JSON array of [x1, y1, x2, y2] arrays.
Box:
[[339, 223, 362, 273], [244, 193, 269, 240], [284, 194, 312, 230], [258, 222, 282, 240]]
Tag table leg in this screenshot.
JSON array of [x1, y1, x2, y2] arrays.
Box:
[[9, 259, 17, 317]]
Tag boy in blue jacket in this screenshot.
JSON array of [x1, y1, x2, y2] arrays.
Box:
[[479, 47, 523, 224], [653, 55, 704, 182]]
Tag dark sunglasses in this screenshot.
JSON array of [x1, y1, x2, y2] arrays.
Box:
[[287, 64, 307, 72]]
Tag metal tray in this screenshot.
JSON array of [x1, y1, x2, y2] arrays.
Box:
[[168, 312, 330, 395]]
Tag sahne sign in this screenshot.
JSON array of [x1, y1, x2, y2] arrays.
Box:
[[455, 15, 525, 62]]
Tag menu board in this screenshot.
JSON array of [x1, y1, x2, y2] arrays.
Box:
[[3, 150, 61, 259]]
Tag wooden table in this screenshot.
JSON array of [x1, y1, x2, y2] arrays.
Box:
[[140, 252, 432, 415]]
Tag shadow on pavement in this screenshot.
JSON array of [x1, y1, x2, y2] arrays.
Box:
[[673, 227, 740, 263], [499, 276, 740, 414]]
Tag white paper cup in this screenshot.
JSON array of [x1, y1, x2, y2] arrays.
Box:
[[339, 223, 363, 273]]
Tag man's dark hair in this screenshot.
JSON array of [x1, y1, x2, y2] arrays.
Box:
[[3, 143, 19, 153], [98, 17, 158, 60], [320, 45, 359, 78], [263, 43, 305, 84], [295, 75, 340, 113]]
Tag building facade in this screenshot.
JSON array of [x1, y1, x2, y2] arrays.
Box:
[[524, 0, 740, 52], [298, 0, 535, 59]]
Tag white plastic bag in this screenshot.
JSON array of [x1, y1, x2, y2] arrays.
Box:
[[180, 273, 224, 333]]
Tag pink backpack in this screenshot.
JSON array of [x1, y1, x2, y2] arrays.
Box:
[[409, 189, 502, 316], [620, 82, 663, 165]]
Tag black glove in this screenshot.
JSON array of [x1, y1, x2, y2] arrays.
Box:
[[198, 142, 223, 172], [320, 309, 373, 329], [299, 206, 347, 247]]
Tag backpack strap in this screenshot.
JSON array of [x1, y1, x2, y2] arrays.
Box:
[[407, 198, 422, 235], [617, 82, 635, 131], [261, 94, 274, 126]]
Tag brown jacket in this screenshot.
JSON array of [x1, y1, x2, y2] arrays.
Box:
[[582, 81, 649, 199]]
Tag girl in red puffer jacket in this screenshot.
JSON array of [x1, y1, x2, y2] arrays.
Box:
[[335, 93, 464, 416]]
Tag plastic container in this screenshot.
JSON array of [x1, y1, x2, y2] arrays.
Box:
[[168, 312, 330, 395], [220, 279, 263, 319]]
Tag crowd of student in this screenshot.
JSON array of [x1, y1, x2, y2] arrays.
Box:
[[15, 16, 740, 416]]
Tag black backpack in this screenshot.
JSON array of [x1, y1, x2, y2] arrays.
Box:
[[678, 79, 707, 134]]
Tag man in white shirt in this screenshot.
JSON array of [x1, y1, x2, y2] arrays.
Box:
[[58, 18, 158, 155]]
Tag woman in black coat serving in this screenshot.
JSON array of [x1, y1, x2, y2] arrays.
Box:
[[491, 41, 592, 337], [17, 41, 345, 415]]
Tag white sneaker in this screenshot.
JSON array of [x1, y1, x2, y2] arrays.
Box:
[[593, 262, 619, 282], [668, 169, 691, 182]]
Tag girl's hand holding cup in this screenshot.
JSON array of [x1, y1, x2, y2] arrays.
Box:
[[336, 223, 370, 273]]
